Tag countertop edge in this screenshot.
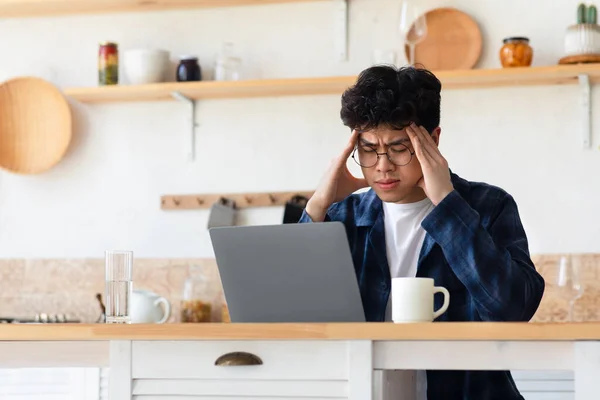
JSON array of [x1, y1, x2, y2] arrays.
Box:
[[0, 322, 598, 341]]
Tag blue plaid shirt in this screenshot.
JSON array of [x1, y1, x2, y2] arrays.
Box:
[[299, 172, 545, 400]]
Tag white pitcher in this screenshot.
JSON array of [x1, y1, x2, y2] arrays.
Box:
[[131, 289, 171, 324]]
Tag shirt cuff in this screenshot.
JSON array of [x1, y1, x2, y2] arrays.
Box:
[[298, 209, 314, 223]]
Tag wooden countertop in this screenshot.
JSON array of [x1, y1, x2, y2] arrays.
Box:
[[0, 322, 599, 341]]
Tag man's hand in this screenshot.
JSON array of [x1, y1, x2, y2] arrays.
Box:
[[305, 130, 368, 221], [406, 123, 454, 206]]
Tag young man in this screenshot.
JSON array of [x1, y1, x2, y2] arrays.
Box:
[[299, 65, 545, 400]]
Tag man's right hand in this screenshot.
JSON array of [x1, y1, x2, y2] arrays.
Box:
[[305, 130, 368, 222]]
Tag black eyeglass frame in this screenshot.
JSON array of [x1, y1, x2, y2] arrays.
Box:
[[351, 143, 416, 168]]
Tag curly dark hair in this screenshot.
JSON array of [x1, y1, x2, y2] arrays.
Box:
[[340, 65, 441, 134]]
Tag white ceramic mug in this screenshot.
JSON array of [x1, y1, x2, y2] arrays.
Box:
[[391, 277, 450, 323], [131, 289, 171, 324]]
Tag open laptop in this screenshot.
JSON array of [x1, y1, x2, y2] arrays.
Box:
[[208, 222, 366, 323]]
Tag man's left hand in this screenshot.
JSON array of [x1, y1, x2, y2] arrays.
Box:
[[406, 123, 454, 206]]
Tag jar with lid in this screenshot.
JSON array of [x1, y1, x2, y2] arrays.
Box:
[[176, 56, 202, 82], [98, 41, 119, 85], [499, 37, 533, 68], [180, 266, 216, 323]]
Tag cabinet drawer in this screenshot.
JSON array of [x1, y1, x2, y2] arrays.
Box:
[[131, 340, 349, 381], [132, 379, 348, 399]]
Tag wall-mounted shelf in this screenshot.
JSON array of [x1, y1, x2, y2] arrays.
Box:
[[65, 63, 600, 158], [161, 190, 313, 210], [64, 76, 356, 103], [64, 64, 600, 104], [0, 0, 324, 18]]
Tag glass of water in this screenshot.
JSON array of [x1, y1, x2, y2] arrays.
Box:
[[105, 250, 133, 324]]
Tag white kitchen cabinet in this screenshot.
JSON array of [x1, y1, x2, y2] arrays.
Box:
[[513, 370, 574, 400], [125, 340, 369, 399], [0, 366, 577, 400], [0, 368, 101, 400]]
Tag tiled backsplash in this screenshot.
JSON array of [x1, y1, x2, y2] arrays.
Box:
[[0, 254, 597, 323]]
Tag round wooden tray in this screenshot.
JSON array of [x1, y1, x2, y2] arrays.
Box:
[[0, 77, 72, 174], [404, 7, 482, 70], [558, 54, 600, 64]]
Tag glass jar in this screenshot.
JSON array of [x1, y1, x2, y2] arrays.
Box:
[[221, 293, 231, 323], [180, 266, 215, 323], [176, 56, 202, 82], [499, 37, 533, 68], [214, 42, 241, 81]]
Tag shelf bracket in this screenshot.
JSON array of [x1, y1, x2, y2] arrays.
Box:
[[171, 91, 198, 161], [578, 74, 591, 149], [333, 0, 349, 61]]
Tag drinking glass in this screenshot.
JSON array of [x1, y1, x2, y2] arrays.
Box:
[[105, 250, 133, 324], [556, 255, 584, 321], [372, 49, 397, 66], [398, 0, 428, 65]]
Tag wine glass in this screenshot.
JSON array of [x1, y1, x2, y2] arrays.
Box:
[[398, 0, 428, 66], [556, 255, 584, 321]]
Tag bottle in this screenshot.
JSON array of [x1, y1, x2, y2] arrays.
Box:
[[214, 42, 241, 81], [176, 56, 202, 82], [98, 41, 119, 85], [180, 266, 215, 323]]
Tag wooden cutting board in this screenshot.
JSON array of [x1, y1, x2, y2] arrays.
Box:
[[405, 7, 482, 71], [0, 77, 72, 174]]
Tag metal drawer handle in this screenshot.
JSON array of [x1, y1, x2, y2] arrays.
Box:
[[215, 351, 263, 366]]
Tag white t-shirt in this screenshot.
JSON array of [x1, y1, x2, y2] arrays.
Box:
[[382, 197, 434, 400]]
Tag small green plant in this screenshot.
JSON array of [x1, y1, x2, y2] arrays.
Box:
[[589, 4, 598, 24], [577, 3, 598, 24]]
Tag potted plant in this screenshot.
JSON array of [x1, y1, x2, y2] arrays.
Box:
[[564, 3, 600, 57]]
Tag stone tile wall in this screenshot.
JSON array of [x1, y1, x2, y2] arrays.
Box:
[[0, 254, 597, 323]]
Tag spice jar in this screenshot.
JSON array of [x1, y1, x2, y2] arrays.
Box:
[[98, 41, 119, 85], [499, 37, 533, 68], [176, 56, 202, 82], [180, 266, 216, 323]]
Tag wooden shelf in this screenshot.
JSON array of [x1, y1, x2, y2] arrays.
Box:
[[0, 0, 322, 18], [64, 64, 600, 104], [64, 76, 357, 103]]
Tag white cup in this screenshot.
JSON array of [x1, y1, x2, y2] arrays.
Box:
[[391, 277, 450, 323]]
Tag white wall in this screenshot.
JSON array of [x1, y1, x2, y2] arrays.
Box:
[[0, 0, 598, 258]]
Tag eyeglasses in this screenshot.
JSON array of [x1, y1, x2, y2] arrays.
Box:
[[351, 143, 415, 168]]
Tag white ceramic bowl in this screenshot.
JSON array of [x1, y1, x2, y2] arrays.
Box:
[[123, 49, 170, 85]]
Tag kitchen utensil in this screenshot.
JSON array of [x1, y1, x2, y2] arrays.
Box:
[[131, 289, 171, 324], [559, 54, 600, 64], [398, 0, 428, 66], [105, 250, 133, 324], [123, 49, 170, 85], [207, 197, 237, 228], [0, 76, 72, 174], [283, 195, 309, 224], [0, 314, 80, 324], [404, 7, 482, 70]]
